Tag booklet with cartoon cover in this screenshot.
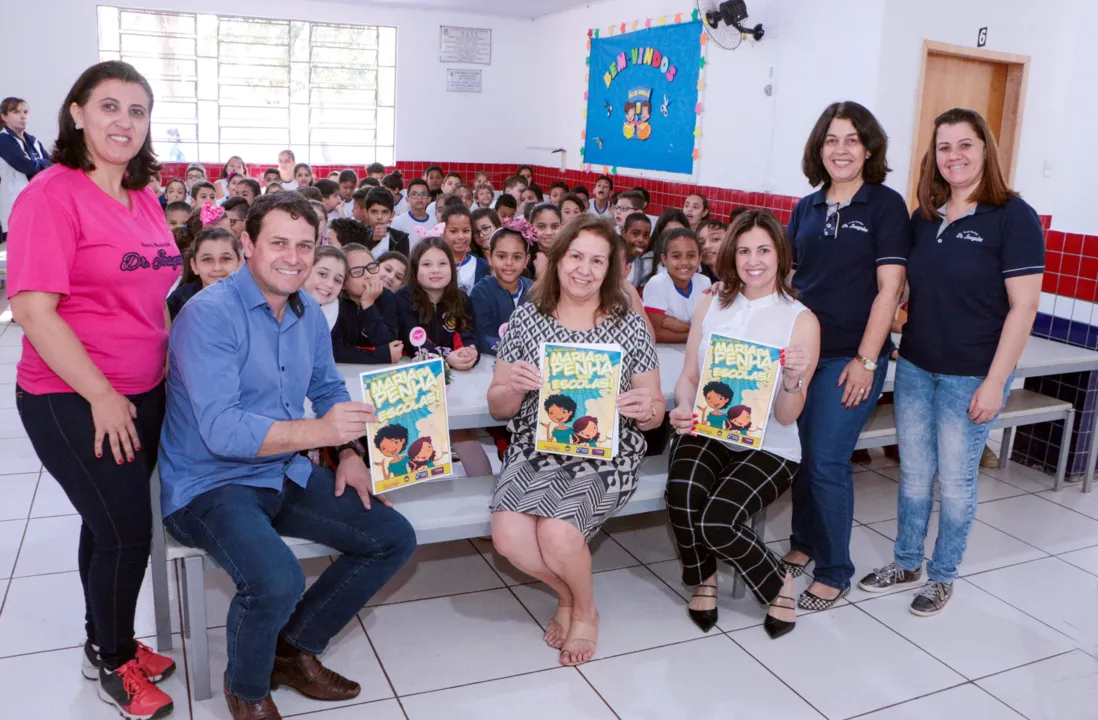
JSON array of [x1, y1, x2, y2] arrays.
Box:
[[360, 358, 452, 494], [692, 333, 782, 450], [536, 342, 623, 460]]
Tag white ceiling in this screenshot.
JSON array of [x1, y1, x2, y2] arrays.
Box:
[[325, 0, 596, 20]]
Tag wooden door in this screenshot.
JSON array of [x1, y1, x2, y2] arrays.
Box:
[[906, 41, 1029, 208]]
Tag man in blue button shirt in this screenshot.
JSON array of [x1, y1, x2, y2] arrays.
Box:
[[159, 192, 416, 720]]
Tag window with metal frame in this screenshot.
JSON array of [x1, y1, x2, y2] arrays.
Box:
[[97, 7, 396, 166]]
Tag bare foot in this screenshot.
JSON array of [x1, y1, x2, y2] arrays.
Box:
[[804, 580, 841, 601], [544, 605, 572, 649], [559, 612, 599, 666], [767, 572, 797, 623]]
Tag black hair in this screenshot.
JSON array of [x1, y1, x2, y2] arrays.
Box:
[[632, 186, 651, 206], [183, 226, 242, 284], [424, 164, 444, 176], [190, 181, 216, 201], [647, 227, 698, 284], [313, 178, 339, 199], [359, 177, 380, 188], [408, 237, 469, 332], [515, 164, 534, 177], [489, 227, 528, 254], [702, 381, 733, 404], [543, 394, 577, 417], [471, 207, 501, 228], [362, 187, 394, 212], [329, 217, 371, 246], [595, 174, 614, 191], [495, 194, 517, 212], [622, 212, 651, 233], [527, 184, 544, 201], [444, 171, 463, 182], [440, 203, 471, 225], [407, 177, 429, 192], [443, 194, 466, 209], [377, 250, 409, 268], [51, 61, 160, 190], [244, 191, 320, 244], [292, 162, 313, 184], [373, 424, 409, 449], [616, 189, 645, 208], [313, 244, 349, 274], [297, 186, 322, 202], [652, 208, 690, 252], [503, 175, 527, 191], [382, 172, 404, 191], [529, 202, 562, 225], [339, 169, 358, 184], [262, 167, 280, 180], [219, 156, 245, 180], [366, 162, 385, 175], [698, 218, 728, 234], [549, 180, 570, 194], [571, 185, 590, 197], [222, 196, 249, 216], [560, 192, 588, 213], [238, 178, 261, 199], [165, 201, 191, 215]]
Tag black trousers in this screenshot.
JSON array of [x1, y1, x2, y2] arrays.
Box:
[[16, 383, 165, 667], [664, 434, 798, 605]]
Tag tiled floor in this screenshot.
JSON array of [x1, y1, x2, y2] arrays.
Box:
[[4, 308, 1098, 719]]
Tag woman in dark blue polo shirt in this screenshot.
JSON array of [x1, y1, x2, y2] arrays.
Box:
[[781, 102, 911, 610], [859, 108, 1043, 616]]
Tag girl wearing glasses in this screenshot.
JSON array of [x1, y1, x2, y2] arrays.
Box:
[[471, 207, 502, 257], [334, 243, 403, 364], [780, 101, 912, 611]]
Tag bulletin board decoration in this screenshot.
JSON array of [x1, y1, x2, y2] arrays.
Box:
[[580, 10, 708, 177]]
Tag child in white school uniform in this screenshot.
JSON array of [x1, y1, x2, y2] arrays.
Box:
[[642, 228, 711, 343], [391, 178, 437, 244]]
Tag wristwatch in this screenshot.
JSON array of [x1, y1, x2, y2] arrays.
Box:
[[856, 355, 878, 372]]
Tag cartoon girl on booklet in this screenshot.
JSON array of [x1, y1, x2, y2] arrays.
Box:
[[698, 381, 734, 430], [726, 405, 753, 436], [408, 436, 450, 473], [542, 394, 578, 444], [373, 424, 410, 478], [571, 416, 601, 447]]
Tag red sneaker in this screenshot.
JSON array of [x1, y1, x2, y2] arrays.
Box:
[[83, 640, 176, 684], [98, 660, 174, 719], [134, 641, 177, 683]]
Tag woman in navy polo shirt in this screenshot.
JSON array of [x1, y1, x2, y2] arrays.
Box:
[[780, 102, 911, 610], [859, 108, 1043, 616]]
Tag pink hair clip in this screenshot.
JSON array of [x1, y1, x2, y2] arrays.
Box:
[[502, 217, 538, 247], [200, 202, 225, 227], [414, 222, 447, 239]]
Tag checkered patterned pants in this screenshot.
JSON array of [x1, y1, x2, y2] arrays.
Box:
[[665, 434, 798, 605]]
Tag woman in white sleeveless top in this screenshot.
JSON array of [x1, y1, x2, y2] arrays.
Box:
[[666, 210, 820, 640]]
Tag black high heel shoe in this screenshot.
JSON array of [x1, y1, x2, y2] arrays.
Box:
[[764, 595, 797, 639], [688, 584, 718, 633]]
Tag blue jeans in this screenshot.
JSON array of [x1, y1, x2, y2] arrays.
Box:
[[165, 464, 417, 701], [791, 355, 889, 590], [892, 358, 1013, 584]]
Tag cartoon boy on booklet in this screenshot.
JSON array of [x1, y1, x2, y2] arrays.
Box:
[[542, 394, 578, 444], [698, 381, 734, 430], [373, 425, 410, 479]]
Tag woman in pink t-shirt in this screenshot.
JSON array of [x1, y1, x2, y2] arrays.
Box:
[[7, 61, 179, 719]]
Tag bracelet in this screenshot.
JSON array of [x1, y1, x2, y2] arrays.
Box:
[[781, 378, 803, 393], [335, 442, 360, 457], [646, 403, 660, 423]]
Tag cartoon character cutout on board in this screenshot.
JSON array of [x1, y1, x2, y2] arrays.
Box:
[[373, 425, 410, 479], [623, 86, 653, 141], [407, 436, 448, 473], [698, 380, 734, 430], [725, 405, 753, 436], [571, 416, 602, 447], [542, 394, 578, 444]]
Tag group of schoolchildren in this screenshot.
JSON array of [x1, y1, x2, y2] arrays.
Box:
[[162, 155, 736, 368]]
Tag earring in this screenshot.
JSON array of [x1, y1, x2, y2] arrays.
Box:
[[74, 123, 82, 130]]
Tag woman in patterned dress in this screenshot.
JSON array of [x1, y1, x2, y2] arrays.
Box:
[[488, 215, 664, 666]]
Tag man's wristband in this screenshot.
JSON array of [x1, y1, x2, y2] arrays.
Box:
[[335, 442, 360, 458]]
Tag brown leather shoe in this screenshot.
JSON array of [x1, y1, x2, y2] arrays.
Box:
[[225, 690, 281, 720], [270, 651, 360, 701]]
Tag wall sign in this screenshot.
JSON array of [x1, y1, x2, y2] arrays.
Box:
[[977, 27, 988, 47], [447, 69, 482, 93], [440, 26, 492, 64], [582, 15, 707, 176]]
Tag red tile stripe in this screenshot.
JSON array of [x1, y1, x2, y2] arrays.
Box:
[[161, 162, 1092, 300]]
